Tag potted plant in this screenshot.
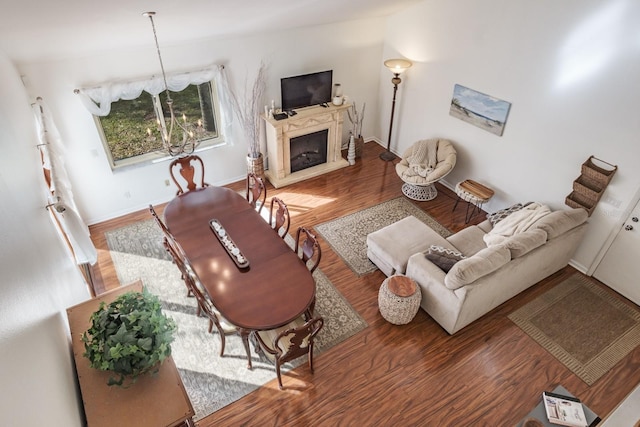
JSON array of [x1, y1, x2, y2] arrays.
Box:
[[81, 289, 176, 387], [228, 61, 267, 180]]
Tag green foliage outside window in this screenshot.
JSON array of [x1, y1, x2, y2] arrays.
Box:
[[98, 82, 219, 167]]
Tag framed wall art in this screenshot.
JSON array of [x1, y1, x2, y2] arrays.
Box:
[[449, 84, 511, 136]]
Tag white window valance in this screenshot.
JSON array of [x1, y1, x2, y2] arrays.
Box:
[[75, 64, 230, 117], [75, 64, 235, 146]]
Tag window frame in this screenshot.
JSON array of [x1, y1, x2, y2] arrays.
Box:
[[95, 80, 225, 170]]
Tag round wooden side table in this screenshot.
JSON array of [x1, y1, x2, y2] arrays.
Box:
[[453, 179, 495, 224], [378, 275, 421, 325]]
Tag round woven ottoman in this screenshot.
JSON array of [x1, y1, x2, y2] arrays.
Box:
[[378, 275, 421, 325]]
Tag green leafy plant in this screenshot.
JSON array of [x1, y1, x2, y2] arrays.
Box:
[[82, 289, 176, 387]]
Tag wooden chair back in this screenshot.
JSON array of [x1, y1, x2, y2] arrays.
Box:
[[150, 204, 194, 296], [149, 204, 236, 357], [149, 204, 180, 256], [294, 226, 322, 274], [169, 155, 209, 195], [254, 316, 324, 389], [246, 172, 267, 214], [268, 197, 290, 239]]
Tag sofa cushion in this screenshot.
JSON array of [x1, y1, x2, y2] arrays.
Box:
[[502, 228, 547, 258], [486, 203, 523, 226], [366, 216, 451, 276], [444, 245, 511, 290], [530, 208, 588, 239], [446, 225, 487, 256]]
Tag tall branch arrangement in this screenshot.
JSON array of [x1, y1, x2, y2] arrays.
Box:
[[347, 102, 366, 138], [228, 62, 267, 158]]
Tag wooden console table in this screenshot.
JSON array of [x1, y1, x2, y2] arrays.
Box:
[[66, 281, 195, 427], [262, 103, 350, 188]]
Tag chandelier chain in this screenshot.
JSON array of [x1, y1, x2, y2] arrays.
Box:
[[144, 11, 200, 157]]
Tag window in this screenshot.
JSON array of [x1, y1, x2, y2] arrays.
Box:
[[96, 81, 222, 168]]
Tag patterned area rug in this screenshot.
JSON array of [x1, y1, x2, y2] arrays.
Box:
[[314, 197, 452, 276], [509, 273, 640, 385], [105, 220, 367, 420]]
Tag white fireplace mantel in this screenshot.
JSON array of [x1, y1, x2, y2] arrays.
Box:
[[262, 103, 350, 188]]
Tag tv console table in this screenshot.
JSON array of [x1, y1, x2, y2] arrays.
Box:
[[262, 103, 350, 188]]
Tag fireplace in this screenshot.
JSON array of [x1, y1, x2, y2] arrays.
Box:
[[262, 103, 350, 188], [290, 130, 328, 173]]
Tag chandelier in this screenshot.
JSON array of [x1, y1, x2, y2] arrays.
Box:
[[143, 11, 204, 157]]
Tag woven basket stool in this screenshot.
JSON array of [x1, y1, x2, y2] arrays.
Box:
[[378, 275, 421, 325]]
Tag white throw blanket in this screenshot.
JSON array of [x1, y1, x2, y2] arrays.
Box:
[[483, 202, 551, 246], [403, 141, 438, 178]]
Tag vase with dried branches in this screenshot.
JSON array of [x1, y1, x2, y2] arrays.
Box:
[[347, 102, 366, 158], [229, 62, 267, 178]]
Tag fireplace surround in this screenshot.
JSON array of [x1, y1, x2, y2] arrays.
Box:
[[262, 103, 350, 188]]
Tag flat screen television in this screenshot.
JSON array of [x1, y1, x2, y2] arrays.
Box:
[[281, 70, 333, 111]]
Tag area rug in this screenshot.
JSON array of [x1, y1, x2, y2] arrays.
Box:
[[509, 273, 640, 385], [314, 197, 452, 276], [105, 219, 367, 420]]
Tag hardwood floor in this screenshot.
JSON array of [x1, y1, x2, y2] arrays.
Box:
[[89, 142, 640, 426]]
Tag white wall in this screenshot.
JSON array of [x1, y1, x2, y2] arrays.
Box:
[[0, 52, 88, 426], [1, 3, 638, 424], [18, 18, 386, 224], [0, 17, 383, 425], [379, 0, 640, 272]]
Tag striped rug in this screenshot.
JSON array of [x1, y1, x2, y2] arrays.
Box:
[[509, 273, 640, 385]]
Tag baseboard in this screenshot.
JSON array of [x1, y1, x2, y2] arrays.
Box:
[[568, 259, 589, 274]]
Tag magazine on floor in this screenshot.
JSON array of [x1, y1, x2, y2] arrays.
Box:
[[542, 391, 588, 427]]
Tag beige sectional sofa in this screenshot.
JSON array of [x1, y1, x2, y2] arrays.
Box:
[[367, 205, 589, 334]]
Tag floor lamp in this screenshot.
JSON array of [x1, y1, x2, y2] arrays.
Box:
[[380, 58, 412, 162]]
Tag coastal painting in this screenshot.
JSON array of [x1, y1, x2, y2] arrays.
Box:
[[449, 84, 511, 136]]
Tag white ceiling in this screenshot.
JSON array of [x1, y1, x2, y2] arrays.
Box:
[[0, 0, 422, 64]]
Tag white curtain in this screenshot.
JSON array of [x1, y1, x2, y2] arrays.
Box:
[[34, 98, 98, 266], [75, 64, 235, 145]]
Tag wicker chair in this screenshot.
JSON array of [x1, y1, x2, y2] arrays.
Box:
[[395, 138, 457, 201]]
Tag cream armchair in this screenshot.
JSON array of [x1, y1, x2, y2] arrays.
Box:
[[395, 138, 457, 201]]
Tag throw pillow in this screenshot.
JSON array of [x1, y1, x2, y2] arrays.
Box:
[[425, 253, 459, 273], [502, 229, 548, 258], [530, 208, 588, 239], [428, 245, 466, 261], [487, 203, 524, 226]]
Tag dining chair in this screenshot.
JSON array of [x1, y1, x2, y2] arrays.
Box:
[[294, 226, 322, 274], [165, 240, 239, 357], [169, 155, 210, 195], [294, 226, 321, 317], [150, 205, 238, 357], [246, 172, 266, 214], [149, 204, 193, 299], [268, 196, 290, 239], [252, 316, 324, 390]]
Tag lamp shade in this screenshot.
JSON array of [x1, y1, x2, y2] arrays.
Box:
[[384, 58, 412, 75]]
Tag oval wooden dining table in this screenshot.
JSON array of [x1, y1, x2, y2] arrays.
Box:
[[163, 186, 316, 368]]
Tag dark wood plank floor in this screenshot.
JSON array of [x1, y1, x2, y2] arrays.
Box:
[[89, 142, 640, 426]]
